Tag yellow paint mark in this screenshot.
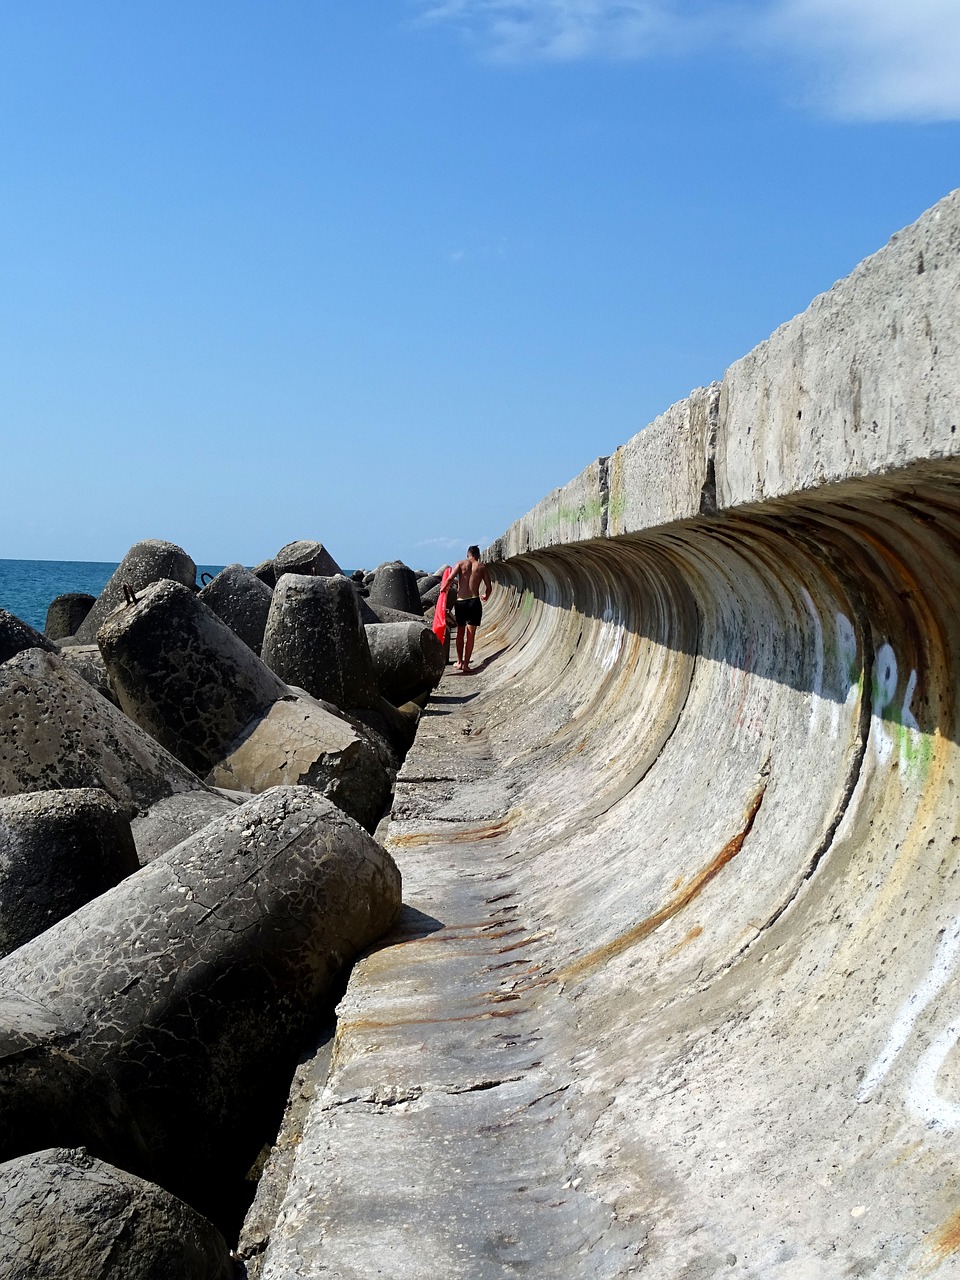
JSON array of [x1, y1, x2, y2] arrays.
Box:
[[555, 786, 766, 984]]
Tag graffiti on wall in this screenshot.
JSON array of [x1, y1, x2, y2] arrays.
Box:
[[858, 916, 960, 1132]]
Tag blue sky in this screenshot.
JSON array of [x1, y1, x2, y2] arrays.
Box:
[[1, 2, 957, 570]]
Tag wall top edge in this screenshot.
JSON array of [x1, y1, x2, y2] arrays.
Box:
[[488, 189, 960, 565]]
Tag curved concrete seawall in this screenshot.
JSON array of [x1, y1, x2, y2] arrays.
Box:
[[250, 192, 960, 1277]]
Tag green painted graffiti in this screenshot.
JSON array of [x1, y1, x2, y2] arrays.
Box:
[[540, 497, 606, 532], [896, 720, 934, 776]]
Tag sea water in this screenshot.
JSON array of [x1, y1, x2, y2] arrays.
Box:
[[0, 559, 227, 633]]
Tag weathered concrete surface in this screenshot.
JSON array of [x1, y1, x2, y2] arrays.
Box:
[[205, 695, 392, 832], [198, 561, 274, 655], [0, 608, 57, 663], [0, 1146, 233, 1280], [0, 789, 138, 955], [0, 647, 231, 862], [367, 560, 423, 616], [361, 600, 428, 625], [0, 787, 401, 1225], [44, 592, 96, 640], [262, 573, 380, 709], [262, 573, 416, 756], [250, 190, 960, 1278], [365, 620, 446, 706], [98, 577, 288, 777], [274, 539, 342, 578], [74, 538, 197, 644], [57, 641, 119, 705]]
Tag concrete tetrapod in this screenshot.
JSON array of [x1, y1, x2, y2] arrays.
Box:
[[0, 789, 139, 956], [97, 578, 393, 831], [262, 574, 379, 707], [251, 558, 277, 589], [364, 621, 446, 706], [367, 559, 423, 616], [0, 647, 232, 863], [75, 539, 197, 644], [198, 562, 274, 656], [261, 573, 415, 756], [44, 592, 96, 641], [98, 578, 288, 777], [362, 601, 430, 625], [206, 693, 392, 832], [273, 539, 341, 578], [0, 1147, 234, 1280], [0, 786, 401, 1228], [0, 608, 57, 664], [352, 583, 424, 628], [57, 642, 119, 705]]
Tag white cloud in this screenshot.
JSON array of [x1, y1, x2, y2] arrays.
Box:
[[765, 0, 960, 120], [416, 0, 711, 62], [414, 0, 960, 120]]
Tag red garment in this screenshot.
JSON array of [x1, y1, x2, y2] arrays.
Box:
[[432, 566, 455, 646]]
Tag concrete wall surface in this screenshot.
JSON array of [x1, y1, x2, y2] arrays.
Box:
[[250, 191, 960, 1278]]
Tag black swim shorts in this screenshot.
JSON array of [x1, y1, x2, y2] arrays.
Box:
[[454, 596, 483, 627]]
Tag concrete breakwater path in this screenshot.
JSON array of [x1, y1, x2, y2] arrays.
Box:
[[252, 191, 960, 1278]]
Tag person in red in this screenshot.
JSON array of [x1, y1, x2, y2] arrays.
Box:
[[446, 545, 492, 673]]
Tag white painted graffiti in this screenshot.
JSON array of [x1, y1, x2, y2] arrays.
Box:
[[870, 641, 922, 770], [799, 595, 859, 741], [594, 605, 625, 673], [872, 642, 900, 765], [833, 613, 859, 740], [858, 916, 960, 1131], [801, 588, 825, 734]]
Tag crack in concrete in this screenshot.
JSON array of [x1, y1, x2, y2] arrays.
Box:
[[327, 1074, 526, 1111]]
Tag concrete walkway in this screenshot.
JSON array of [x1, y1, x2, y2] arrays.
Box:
[[257, 631, 642, 1278]]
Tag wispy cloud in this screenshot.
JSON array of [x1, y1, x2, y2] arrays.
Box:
[[765, 0, 960, 120], [417, 534, 494, 552], [414, 0, 960, 120], [417, 535, 468, 549], [417, 0, 710, 62]]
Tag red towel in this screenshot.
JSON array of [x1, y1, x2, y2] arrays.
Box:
[[432, 566, 455, 646]]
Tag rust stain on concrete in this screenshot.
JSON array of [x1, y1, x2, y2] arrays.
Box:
[[923, 1204, 960, 1270], [389, 812, 521, 849], [555, 786, 766, 983], [498, 930, 551, 954], [340, 1007, 523, 1033], [666, 925, 704, 957]]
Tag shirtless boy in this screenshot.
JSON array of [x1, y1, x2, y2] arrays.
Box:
[[447, 545, 492, 673]]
